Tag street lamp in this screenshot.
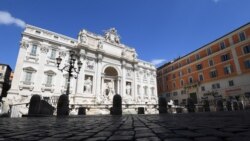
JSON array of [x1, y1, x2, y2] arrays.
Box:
[[56, 50, 82, 116]]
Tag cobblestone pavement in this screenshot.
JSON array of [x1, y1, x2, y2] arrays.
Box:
[[1, 111, 250, 141]]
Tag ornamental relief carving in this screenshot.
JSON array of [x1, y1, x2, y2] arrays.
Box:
[[59, 51, 67, 57], [85, 58, 95, 70], [40, 46, 49, 53]]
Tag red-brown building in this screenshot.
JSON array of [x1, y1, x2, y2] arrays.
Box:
[[157, 23, 250, 109]]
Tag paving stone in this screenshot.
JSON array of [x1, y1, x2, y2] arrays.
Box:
[[108, 135, 133, 141], [136, 136, 161, 141], [164, 138, 193, 141], [194, 136, 222, 141], [85, 137, 107, 141], [114, 131, 135, 136]]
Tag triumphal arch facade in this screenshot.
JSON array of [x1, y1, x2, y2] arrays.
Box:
[[7, 25, 158, 116]]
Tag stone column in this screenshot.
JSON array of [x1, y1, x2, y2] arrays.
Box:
[[76, 50, 86, 95], [121, 60, 126, 97], [33, 45, 48, 93], [96, 53, 103, 101]]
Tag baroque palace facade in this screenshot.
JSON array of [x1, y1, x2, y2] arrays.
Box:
[[157, 23, 250, 109], [6, 25, 158, 116]]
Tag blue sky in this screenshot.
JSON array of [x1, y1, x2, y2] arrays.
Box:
[[0, 0, 250, 70]]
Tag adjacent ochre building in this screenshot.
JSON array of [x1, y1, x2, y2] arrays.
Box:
[[157, 23, 250, 109], [6, 25, 158, 116]]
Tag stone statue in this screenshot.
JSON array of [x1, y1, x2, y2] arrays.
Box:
[[79, 30, 87, 44], [97, 40, 103, 49], [84, 77, 92, 93], [126, 83, 132, 96]]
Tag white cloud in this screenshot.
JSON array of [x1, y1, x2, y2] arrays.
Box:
[[0, 11, 25, 28], [150, 59, 166, 66]]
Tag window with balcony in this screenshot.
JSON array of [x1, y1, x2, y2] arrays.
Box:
[[196, 64, 203, 70], [30, 45, 38, 56], [220, 41, 226, 50], [229, 80, 234, 87], [244, 60, 250, 69], [210, 70, 217, 78], [221, 54, 230, 62], [243, 45, 250, 54], [224, 65, 233, 74], [239, 32, 246, 41]]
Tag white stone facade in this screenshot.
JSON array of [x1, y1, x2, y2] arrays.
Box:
[[7, 25, 158, 116]]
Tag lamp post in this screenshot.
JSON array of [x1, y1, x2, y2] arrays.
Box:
[[56, 50, 82, 116]]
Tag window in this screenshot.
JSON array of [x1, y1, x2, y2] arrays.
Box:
[[216, 83, 220, 88], [180, 80, 184, 86], [164, 76, 168, 81], [173, 82, 176, 88], [207, 48, 212, 55], [220, 41, 226, 50], [186, 58, 190, 64], [224, 65, 233, 74], [229, 80, 234, 87], [210, 70, 217, 78], [212, 83, 220, 89], [244, 60, 250, 69], [196, 54, 200, 60], [173, 92, 178, 96], [196, 64, 203, 70], [179, 71, 183, 77], [25, 72, 32, 83], [199, 74, 204, 81], [151, 87, 154, 96], [172, 74, 176, 79], [144, 86, 148, 95], [137, 85, 140, 95], [46, 74, 53, 86], [171, 66, 174, 71], [189, 77, 193, 83], [201, 86, 205, 91], [209, 59, 214, 66], [0, 73, 3, 78], [181, 90, 186, 94], [174, 100, 179, 105], [239, 32, 246, 41], [50, 49, 56, 59], [30, 45, 37, 56], [188, 68, 191, 73], [178, 63, 182, 68], [221, 54, 230, 62], [243, 45, 250, 54]]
